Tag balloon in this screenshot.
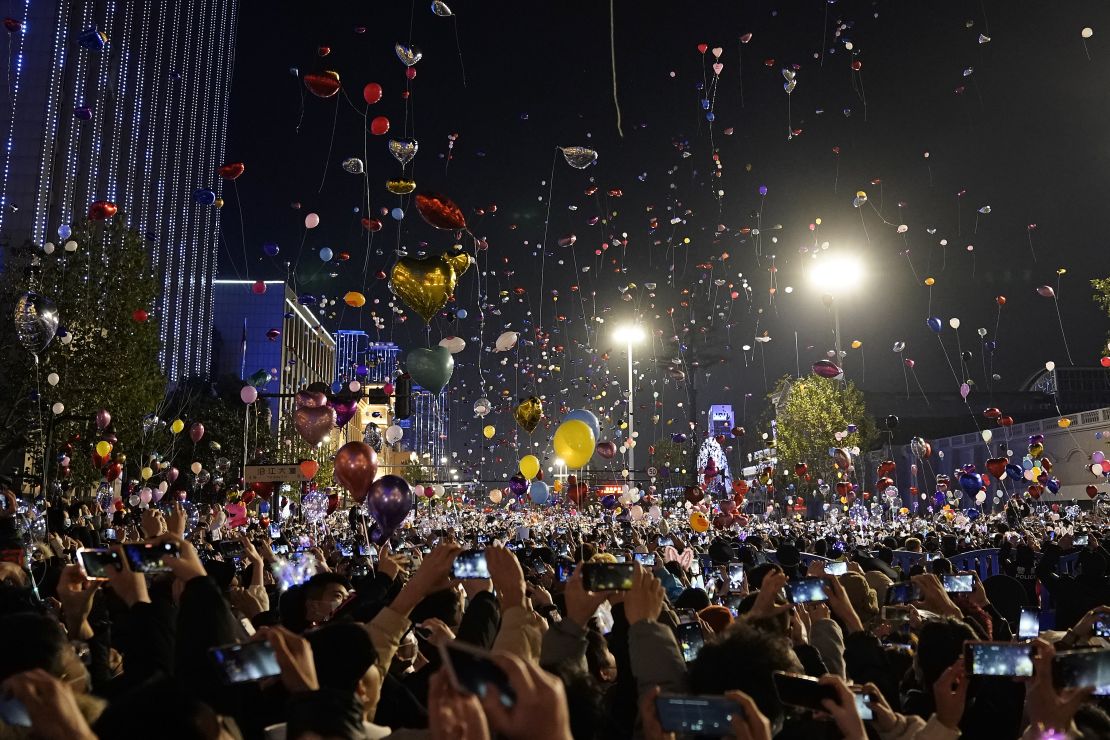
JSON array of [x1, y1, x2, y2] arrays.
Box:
[[560, 146, 598, 169], [596, 441, 617, 460], [811, 359, 843, 379], [365, 475, 413, 534], [394, 42, 422, 66], [439, 336, 466, 353], [564, 409, 601, 441], [960, 383, 970, 399], [319, 247, 333, 262], [293, 406, 337, 445], [95, 440, 112, 457], [295, 390, 327, 408], [304, 212, 320, 229], [389, 254, 458, 323], [483, 424, 496, 439], [386, 179, 416, 196], [88, 200, 117, 220], [554, 420, 596, 468], [473, 398, 492, 418], [415, 192, 467, 230], [508, 474, 528, 498], [926, 316, 943, 332], [388, 139, 419, 166], [334, 442, 379, 503], [188, 422, 205, 443], [511, 455, 538, 483], [95, 408, 111, 430], [1036, 285, 1056, 298], [831, 448, 851, 470], [170, 419, 185, 434], [391, 207, 405, 220], [342, 157, 364, 174], [489, 489, 503, 504], [330, 398, 359, 427], [690, 511, 710, 533], [431, 0, 453, 16], [14, 292, 59, 354], [299, 460, 319, 479], [370, 116, 390, 135], [405, 345, 454, 393], [959, 471, 983, 496], [362, 82, 383, 104], [514, 396, 543, 434], [344, 291, 366, 308], [494, 331, 519, 352], [385, 424, 404, 444], [303, 70, 341, 98]]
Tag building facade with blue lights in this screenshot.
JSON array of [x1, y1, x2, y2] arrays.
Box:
[[0, 0, 238, 382]]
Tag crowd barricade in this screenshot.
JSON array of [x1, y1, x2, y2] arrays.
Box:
[[949, 549, 1002, 580]]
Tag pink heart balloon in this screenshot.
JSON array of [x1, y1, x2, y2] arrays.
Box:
[[293, 406, 337, 445], [295, 390, 328, 408], [712, 62, 724, 75]]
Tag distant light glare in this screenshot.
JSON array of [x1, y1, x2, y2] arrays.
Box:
[[809, 254, 864, 294], [613, 324, 646, 344]]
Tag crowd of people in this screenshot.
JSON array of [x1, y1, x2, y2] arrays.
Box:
[[0, 483, 1108, 740]]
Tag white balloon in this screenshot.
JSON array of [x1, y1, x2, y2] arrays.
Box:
[[949, 318, 960, 329], [190, 462, 202, 475], [385, 424, 404, 444], [494, 331, 520, 352], [46, 372, 60, 386], [1045, 361, 1056, 372], [51, 402, 64, 414], [982, 429, 992, 443], [439, 336, 466, 354]]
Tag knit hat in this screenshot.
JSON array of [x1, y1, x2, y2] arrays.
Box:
[[699, 604, 733, 634]]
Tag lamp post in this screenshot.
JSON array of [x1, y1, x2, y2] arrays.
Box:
[[613, 324, 646, 478], [808, 254, 864, 382]]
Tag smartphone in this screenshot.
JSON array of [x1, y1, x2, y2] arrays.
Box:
[[882, 605, 912, 625], [724, 593, 744, 617], [439, 640, 516, 708], [1054, 649, 1110, 696], [350, 561, 370, 579], [825, 561, 848, 576], [728, 563, 745, 592], [77, 547, 118, 580], [942, 574, 974, 593], [654, 694, 738, 736], [269, 522, 281, 538], [676, 608, 698, 625], [1018, 608, 1041, 639], [965, 641, 1034, 677], [886, 581, 921, 605], [452, 550, 491, 580], [218, 540, 245, 560], [658, 536, 674, 548], [772, 671, 837, 711], [0, 695, 31, 727], [357, 541, 374, 557], [209, 641, 282, 683], [634, 552, 657, 567], [122, 542, 180, 573], [272, 543, 290, 555], [554, 560, 573, 583], [103, 528, 117, 541], [1094, 615, 1110, 639], [582, 562, 635, 591], [336, 541, 354, 557], [1075, 534, 1089, 547], [676, 621, 705, 662], [852, 689, 874, 721], [699, 554, 714, 575], [785, 578, 828, 604]]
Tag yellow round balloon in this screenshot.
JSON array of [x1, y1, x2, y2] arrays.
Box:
[[689, 511, 710, 533], [344, 291, 366, 308], [95, 440, 112, 457], [924, 277, 935, 286], [1058, 418, 1072, 428], [140, 466, 153, 480], [519, 454, 540, 480], [170, 419, 185, 434], [483, 425, 496, 440], [553, 419, 595, 468]]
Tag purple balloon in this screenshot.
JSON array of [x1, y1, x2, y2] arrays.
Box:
[[166, 467, 179, 483], [366, 474, 413, 533], [330, 398, 359, 427], [95, 408, 112, 430], [508, 473, 528, 497], [933, 490, 947, 509]]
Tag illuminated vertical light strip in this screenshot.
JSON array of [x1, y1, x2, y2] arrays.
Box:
[[0, 0, 31, 237], [193, 0, 216, 378], [32, 0, 71, 243], [107, 0, 130, 209], [87, 1, 113, 224], [61, 1, 95, 229], [165, 0, 188, 380], [154, 2, 172, 371], [179, 0, 202, 379]]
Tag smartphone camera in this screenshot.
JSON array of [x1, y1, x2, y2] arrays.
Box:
[[785, 578, 828, 604], [942, 575, 974, 593], [582, 562, 635, 592], [965, 642, 1034, 677], [728, 563, 745, 592], [1018, 608, 1040, 640], [676, 622, 705, 663], [209, 641, 282, 684], [452, 550, 491, 580], [824, 561, 848, 576]]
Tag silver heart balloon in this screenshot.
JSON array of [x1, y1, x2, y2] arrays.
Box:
[[782, 68, 796, 81], [14, 292, 59, 355], [388, 139, 419, 166], [431, 0, 453, 17], [560, 146, 598, 169], [342, 157, 364, 174], [394, 42, 423, 67]]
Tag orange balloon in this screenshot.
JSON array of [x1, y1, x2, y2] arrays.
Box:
[[300, 460, 319, 479]]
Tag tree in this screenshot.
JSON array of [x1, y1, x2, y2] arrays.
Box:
[[767, 374, 877, 488], [1091, 277, 1110, 346], [647, 437, 697, 488], [0, 217, 164, 488]]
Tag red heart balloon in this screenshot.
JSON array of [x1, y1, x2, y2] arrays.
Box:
[[88, 200, 117, 220], [1087, 485, 1099, 499], [415, 192, 467, 230], [986, 457, 1007, 479], [218, 162, 245, 180], [303, 71, 340, 98], [697, 43, 708, 53]]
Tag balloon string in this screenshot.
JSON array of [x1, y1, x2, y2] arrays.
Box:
[[452, 16, 467, 87], [233, 180, 248, 281], [317, 95, 340, 193], [1052, 296, 1075, 365], [295, 74, 306, 134], [608, 0, 624, 138]]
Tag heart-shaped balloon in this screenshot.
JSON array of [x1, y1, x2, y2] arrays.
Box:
[[389, 255, 458, 323], [295, 390, 328, 408], [514, 396, 543, 434], [405, 345, 454, 393], [394, 42, 423, 66], [560, 146, 598, 169], [386, 179, 417, 195], [712, 62, 724, 75], [986, 457, 1008, 479], [416, 192, 467, 230], [784, 80, 797, 94], [335, 441, 379, 503], [14, 292, 60, 354], [782, 69, 796, 81], [446, 250, 473, 277], [218, 162, 245, 180], [711, 46, 723, 58], [330, 398, 359, 427], [293, 406, 337, 445], [88, 200, 117, 220], [388, 139, 419, 166]]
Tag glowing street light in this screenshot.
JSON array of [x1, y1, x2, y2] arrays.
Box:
[[808, 254, 864, 295], [613, 323, 646, 476]]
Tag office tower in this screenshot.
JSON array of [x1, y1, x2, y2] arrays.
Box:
[[0, 0, 239, 381], [211, 281, 336, 433]]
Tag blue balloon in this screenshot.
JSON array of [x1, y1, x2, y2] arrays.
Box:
[[984, 340, 997, 352], [456, 308, 468, 319], [1046, 477, 1060, 494], [705, 112, 715, 122], [967, 508, 980, 520], [58, 224, 72, 240], [262, 242, 280, 257], [298, 294, 317, 305], [319, 247, 333, 261], [600, 494, 618, 510], [1005, 463, 1023, 480], [193, 188, 216, 205], [529, 480, 549, 504], [959, 472, 983, 496], [565, 409, 600, 441], [926, 316, 943, 333], [391, 207, 404, 220]]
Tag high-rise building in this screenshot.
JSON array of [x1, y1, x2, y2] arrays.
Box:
[[334, 331, 401, 387], [211, 281, 336, 433], [0, 0, 239, 381]]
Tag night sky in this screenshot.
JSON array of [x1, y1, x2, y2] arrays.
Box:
[[222, 1, 1110, 449]]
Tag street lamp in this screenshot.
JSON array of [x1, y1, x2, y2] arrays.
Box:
[[613, 324, 646, 477], [808, 255, 864, 379]]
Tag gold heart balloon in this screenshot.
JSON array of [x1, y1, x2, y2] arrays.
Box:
[[389, 255, 457, 323], [386, 179, 417, 195], [446, 251, 473, 278], [514, 396, 543, 435]]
